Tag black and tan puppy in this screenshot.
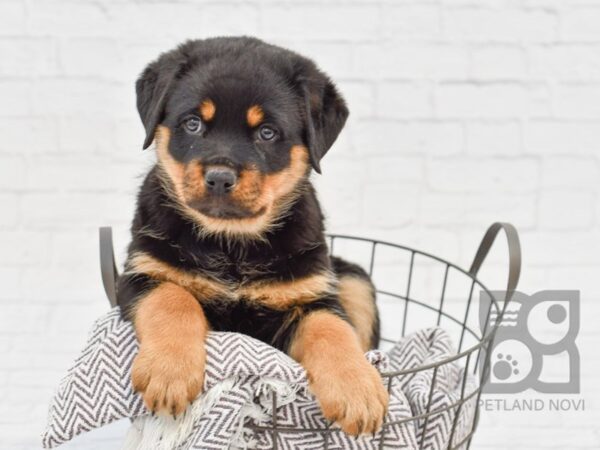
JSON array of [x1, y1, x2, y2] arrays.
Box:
[[117, 36, 388, 435]]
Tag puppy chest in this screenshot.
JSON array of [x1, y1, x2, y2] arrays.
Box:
[[185, 269, 336, 310]]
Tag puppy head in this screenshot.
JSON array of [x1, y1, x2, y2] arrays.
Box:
[[135, 37, 348, 238]]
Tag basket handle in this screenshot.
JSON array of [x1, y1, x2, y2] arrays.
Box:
[[99, 226, 119, 307], [468, 222, 521, 308]]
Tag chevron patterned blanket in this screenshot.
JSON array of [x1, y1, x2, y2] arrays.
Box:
[[42, 309, 478, 449]]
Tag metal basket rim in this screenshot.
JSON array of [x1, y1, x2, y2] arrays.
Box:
[[98, 223, 521, 449], [245, 228, 518, 447], [327, 232, 502, 376]]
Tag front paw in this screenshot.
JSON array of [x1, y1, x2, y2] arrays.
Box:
[[131, 341, 206, 417], [311, 361, 388, 436]]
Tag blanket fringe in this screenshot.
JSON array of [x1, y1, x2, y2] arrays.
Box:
[[123, 377, 305, 449], [122, 378, 236, 450], [231, 377, 303, 449]]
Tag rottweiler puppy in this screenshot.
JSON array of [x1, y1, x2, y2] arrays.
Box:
[[117, 36, 388, 436]]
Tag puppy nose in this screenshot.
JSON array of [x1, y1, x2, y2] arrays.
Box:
[[205, 167, 237, 195]]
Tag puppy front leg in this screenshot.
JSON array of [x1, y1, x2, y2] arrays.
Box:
[[131, 281, 208, 417], [290, 310, 388, 436]]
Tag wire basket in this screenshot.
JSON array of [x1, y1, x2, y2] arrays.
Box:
[[99, 222, 521, 450]]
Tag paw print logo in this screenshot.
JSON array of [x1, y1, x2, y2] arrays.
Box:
[[487, 339, 531, 387], [479, 290, 579, 394], [493, 353, 519, 381]]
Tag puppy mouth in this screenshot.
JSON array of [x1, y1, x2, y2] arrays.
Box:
[[187, 198, 265, 220]]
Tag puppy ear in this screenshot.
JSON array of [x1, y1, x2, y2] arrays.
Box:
[[301, 75, 349, 173], [136, 58, 181, 149]]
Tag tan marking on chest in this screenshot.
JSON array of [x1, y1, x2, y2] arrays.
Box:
[[128, 252, 232, 300], [238, 272, 336, 310], [127, 252, 334, 308]]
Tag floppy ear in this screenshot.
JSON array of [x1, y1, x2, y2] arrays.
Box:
[[301, 75, 349, 173], [136, 58, 182, 149]]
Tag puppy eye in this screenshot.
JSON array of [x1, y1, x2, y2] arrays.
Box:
[[183, 115, 204, 135], [257, 124, 278, 142]]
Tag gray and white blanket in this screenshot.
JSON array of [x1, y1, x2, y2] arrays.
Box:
[[42, 309, 478, 449]]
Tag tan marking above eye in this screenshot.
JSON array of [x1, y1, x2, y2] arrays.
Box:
[[199, 99, 216, 122], [246, 105, 264, 128]]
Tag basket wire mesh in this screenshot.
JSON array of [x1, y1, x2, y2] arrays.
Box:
[[99, 222, 521, 450], [244, 223, 521, 449]]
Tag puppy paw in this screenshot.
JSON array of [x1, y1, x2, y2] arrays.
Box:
[[311, 360, 388, 436], [131, 341, 205, 417]]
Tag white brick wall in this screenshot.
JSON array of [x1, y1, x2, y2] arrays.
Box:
[[1, 0, 599, 448]]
